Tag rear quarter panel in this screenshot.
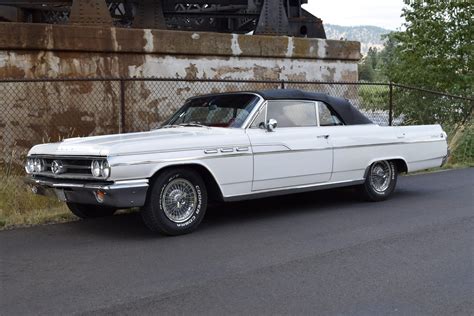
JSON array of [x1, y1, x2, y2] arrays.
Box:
[[321, 124, 447, 182]]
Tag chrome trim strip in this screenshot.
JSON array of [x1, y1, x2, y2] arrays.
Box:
[[245, 100, 267, 129], [253, 148, 330, 155], [253, 171, 331, 183], [252, 143, 291, 150], [26, 177, 148, 190], [224, 179, 365, 202], [407, 155, 446, 164], [241, 95, 266, 129], [110, 144, 250, 157], [220, 148, 234, 153], [236, 147, 250, 152], [28, 154, 106, 159], [334, 139, 445, 150], [110, 152, 253, 167], [33, 172, 104, 181]]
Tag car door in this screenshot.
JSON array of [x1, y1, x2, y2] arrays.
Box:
[[246, 100, 333, 191]]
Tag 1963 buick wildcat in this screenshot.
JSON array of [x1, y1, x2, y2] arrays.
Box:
[[25, 89, 448, 235]]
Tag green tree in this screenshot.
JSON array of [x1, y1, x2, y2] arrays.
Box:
[[377, 1, 473, 165], [358, 57, 375, 82], [384, 1, 473, 125], [387, 1, 472, 96]]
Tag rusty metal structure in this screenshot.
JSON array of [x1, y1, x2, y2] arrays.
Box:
[[0, 0, 326, 38]]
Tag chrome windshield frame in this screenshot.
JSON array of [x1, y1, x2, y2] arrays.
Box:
[[163, 92, 265, 129]]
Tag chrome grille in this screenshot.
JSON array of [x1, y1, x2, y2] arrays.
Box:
[[29, 156, 102, 179]]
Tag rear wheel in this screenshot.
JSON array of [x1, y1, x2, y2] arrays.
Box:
[[67, 203, 117, 218], [141, 168, 207, 235], [359, 160, 398, 201]]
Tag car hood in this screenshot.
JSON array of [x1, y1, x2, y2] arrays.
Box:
[[28, 127, 248, 157]]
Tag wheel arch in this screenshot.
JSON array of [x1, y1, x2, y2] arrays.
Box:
[[148, 163, 224, 202], [363, 157, 408, 179]]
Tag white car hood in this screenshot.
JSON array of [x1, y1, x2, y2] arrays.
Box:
[[28, 127, 247, 157]]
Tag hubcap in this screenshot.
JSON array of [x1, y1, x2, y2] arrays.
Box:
[[162, 178, 197, 223], [369, 161, 392, 193]]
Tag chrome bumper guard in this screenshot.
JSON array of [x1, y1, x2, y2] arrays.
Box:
[[25, 177, 149, 208]]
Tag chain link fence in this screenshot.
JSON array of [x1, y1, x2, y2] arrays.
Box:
[[1, 78, 472, 174]]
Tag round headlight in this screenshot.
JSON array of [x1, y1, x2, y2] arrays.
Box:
[[100, 160, 110, 178], [25, 158, 35, 174], [33, 158, 45, 173], [91, 160, 101, 177]]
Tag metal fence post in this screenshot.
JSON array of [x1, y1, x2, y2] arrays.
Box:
[[389, 82, 393, 126], [119, 79, 126, 133], [281, 80, 285, 89]]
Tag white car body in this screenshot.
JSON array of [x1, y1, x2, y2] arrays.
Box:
[[25, 90, 448, 209]]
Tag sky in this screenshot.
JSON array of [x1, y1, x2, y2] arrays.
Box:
[[302, 0, 406, 30]]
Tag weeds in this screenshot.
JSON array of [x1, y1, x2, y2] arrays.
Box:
[[0, 172, 73, 229]]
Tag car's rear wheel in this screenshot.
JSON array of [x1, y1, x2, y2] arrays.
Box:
[[359, 160, 397, 201], [141, 168, 207, 235], [67, 203, 117, 218]]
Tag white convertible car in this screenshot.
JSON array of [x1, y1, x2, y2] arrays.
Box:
[[25, 90, 449, 235]]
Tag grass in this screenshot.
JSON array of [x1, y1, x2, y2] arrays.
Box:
[[0, 175, 75, 230]]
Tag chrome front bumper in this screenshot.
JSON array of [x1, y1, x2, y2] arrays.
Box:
[[25, 177, 149, 208]]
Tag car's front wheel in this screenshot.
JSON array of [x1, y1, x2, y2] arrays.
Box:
[[67, 203, 117, 218], [359, 160, 398, 201], [141, 168, 207, 235]]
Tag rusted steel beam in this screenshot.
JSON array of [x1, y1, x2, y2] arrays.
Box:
[[69, 0, 112, 25], [133, 0, 166, 29], [255, 0, 289, 36]]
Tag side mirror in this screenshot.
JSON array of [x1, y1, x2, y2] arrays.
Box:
[[266, 119, 278, 132]]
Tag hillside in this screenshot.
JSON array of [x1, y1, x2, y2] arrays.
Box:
[[324, 24, 392, 55]]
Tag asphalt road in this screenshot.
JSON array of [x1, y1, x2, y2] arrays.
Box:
[[1, 168, 473, 315]]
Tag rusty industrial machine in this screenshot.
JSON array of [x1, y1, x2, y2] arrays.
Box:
[[0, 0, 326, 38]]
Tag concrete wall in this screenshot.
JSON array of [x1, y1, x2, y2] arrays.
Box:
[[0, 22, 360, 169], [0, 23, 360, 81]]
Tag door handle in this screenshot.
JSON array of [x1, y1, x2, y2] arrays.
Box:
[[317, 135, 330, 139]]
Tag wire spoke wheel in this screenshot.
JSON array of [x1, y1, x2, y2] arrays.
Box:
[[369, 161, 392, 193], [162, 178, 198, 223]]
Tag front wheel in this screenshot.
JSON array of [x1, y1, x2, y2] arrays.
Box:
[[141, 168, 207, 235], [359, 160, 398, 202], [67, 203, 117, 218]]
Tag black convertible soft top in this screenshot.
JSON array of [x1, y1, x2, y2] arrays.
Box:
[[255, 89, 372, 125]]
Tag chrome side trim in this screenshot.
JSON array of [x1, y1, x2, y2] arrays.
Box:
[[253, 171, 331, 183], [253, 147, 331, 155], [110, 144, 250, 157], [110, 152, 253, 167], [224, 179, 365, 202], [220, 148, 234, 153], [334, 138, 445, 150], [407, 155, 446, 164]]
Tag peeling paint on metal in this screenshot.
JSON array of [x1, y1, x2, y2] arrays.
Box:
[[143, 29, 154, 53], [231, 34, 242, 56]]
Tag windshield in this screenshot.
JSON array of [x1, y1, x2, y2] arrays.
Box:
[[164, 94, 260, 128]]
